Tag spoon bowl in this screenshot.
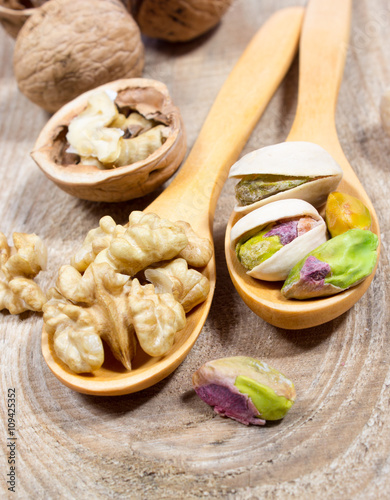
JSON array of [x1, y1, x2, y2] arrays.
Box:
[[41, 7, 304, 395], [225, 0, 380, 330]]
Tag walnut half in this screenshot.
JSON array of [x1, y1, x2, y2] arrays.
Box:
[[31, 80, 186, 202], [43, 211, 212, 374], [0, 232, 47, 314], [44, 263, 137, 373]]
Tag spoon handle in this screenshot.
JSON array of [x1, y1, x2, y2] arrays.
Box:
[[148, 8, 304, 229], [287, 0, 379, 228], [288, 0, 352, 152]]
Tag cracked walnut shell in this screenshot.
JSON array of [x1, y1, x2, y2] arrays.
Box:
[[13, 0, 144, 113], [31, 79, 187, 202]]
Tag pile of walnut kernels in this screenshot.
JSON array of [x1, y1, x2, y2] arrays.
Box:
[[0, 211, 213, 374]]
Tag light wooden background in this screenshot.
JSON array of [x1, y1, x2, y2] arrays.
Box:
[[1, 0, 390, 498]]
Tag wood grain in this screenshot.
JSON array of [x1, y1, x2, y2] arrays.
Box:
[[1, 0, 390, 498]]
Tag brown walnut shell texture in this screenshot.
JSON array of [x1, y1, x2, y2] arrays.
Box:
[[31, 78, 187, 202], [0, 0, 132, 38], [13, 0, 144, 113], [132, 0, 233, 42]]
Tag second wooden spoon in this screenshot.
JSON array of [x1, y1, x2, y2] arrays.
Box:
[[225, 0, 380, 330]]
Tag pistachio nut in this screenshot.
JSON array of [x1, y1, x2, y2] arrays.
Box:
[[325, 191, 371, 238], [230, 199, 327, 281], [229, 141, 343, 214], [282, 229, 378, 299], [192, 356, 296, 425]]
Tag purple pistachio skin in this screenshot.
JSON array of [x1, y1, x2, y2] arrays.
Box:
[[298, 255, 331, 292], [264, 220, 298, 245], [194, 384, 265, 426]]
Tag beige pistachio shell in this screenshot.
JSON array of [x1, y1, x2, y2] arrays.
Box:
[[231, 199, 327, 281], [229, 141, 343, 214]]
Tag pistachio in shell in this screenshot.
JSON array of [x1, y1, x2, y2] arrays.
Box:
[[282, 229, 379, 299], [230, 199, 327, 281], [192, 356, 296, 425], [229, 141, 343, 214], [325, 191, 371, 238]]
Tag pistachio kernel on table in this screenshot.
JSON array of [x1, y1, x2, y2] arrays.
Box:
[[193, 356, 296, 426], [282, 229, 379, 299]]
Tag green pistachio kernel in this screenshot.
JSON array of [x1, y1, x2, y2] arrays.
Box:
[[325, 191, 371, 237], [235, 174, 312, 206], [236, 223, 282, 270], [235, 375, 294, 420], [282, 228, 378, 299]]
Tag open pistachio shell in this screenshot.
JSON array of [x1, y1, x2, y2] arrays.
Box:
[[230, 199, 327, 281], [229, 141, 343, 214], [193, 356, 296, 425], [282, 229, 379, 299]]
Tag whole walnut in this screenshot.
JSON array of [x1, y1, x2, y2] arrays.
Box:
[[13, 0, 144, 113], [131, 0, 233, 42]]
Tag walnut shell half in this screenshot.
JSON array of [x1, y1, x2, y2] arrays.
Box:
[[31, 78, 187, 202]]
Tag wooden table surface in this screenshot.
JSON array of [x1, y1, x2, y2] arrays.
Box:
[[1, 0, 390, 498]]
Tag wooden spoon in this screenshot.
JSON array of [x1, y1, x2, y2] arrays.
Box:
[[225, 0, 381, 330], [41, 7, 304, 395]]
